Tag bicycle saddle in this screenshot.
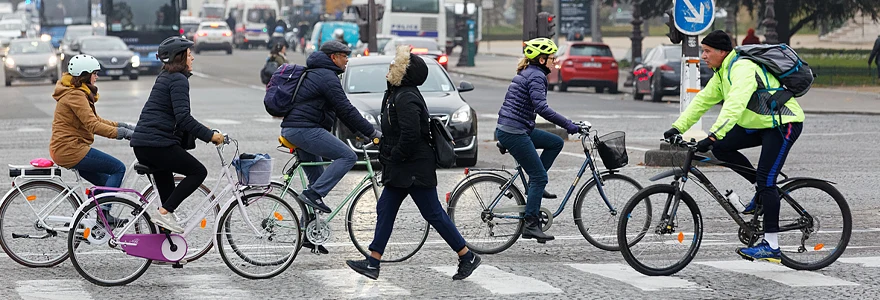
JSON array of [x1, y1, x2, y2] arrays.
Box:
[[133, 162, 158, 175], [278, 136, 298, 152], [496, 142, 508, 155]]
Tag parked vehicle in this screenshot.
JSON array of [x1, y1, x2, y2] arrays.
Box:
[[632, 44, 712, 101], [548, 42, 619, 93]]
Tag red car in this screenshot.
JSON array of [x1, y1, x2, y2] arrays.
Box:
[[548, 42, 619, 93]]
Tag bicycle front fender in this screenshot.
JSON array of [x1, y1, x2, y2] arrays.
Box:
[[777, 177, 837, 186]]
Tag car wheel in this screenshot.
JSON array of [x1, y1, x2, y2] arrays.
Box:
[[633, 83, 644, 100], [650, 75, 663, 102], [596, 87, 605, 94], [456, 147, 478, 167], [129, 74, 138, 80], [446, 46, 454, 55], [548, 84, 556, 91], [609, 84, 619, 94], [111, 76, 120, 81], [558, 74, 568, 92], [226, 47, 233, 55], [194, 47, 201, 54], [4, 78, 11, 86]]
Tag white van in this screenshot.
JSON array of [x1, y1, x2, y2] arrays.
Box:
[[225, 0, 278, 49]]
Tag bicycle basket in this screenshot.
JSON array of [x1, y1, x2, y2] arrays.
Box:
[[232, 154, 273, 186], [596, 131, 628, 170]]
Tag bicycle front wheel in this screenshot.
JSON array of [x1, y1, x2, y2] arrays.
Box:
[[447, 175, 525, 254], [573, 173, 644, 251], [217, 193, 301, 279], [0, 181, 79, 267], [68, 196, 155, 286], [778, 179, 852, 271], [347, 184, 430, 263], [618, 184, 702, 276], [142, 178, 214, 263]]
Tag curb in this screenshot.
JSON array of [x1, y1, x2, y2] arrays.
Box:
[[448, 70, 510, 82]]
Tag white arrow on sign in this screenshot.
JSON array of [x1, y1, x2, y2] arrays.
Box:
[[682, 0, 705, 24]]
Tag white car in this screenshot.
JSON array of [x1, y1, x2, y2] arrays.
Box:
[[0, 19, 24, 48], [193, 22, 233, 55]]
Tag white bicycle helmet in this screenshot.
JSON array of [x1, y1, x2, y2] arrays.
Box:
[[333, 28, 344, 40], [68, 54, 101, 76]]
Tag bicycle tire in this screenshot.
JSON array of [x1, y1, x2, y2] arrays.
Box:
[[68, 196, 155, 286], [573, 173, 645, 251], [347, 184, 429, 263], [216, 193, 301, 280], [447, 174, 525, 255], [0, 180, 80, 268], [141, 178, 215, 263], [244, 180, 308, 231], [778, 179, 851, 271], [618, 184, 703, 276]]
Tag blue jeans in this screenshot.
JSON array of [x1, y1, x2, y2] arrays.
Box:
[[368, 185, 466, 255], [495, 128, 564, 218], [73, 148, 126, 210], [281, 127, 357, 198]]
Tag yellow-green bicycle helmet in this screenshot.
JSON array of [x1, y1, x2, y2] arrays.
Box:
[[523, 38, 558, 60]]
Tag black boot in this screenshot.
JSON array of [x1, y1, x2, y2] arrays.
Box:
[[542, 190, 557, 199], [521, 217, 554, 242]]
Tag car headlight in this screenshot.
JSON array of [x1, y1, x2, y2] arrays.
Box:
[[40, 34, 51, 42], [451, 105, 471, 123], [47, 55, 57, 67], [4, 57, 14, 69], [360, 111, 377, 125], [130, 55, 140, 68]]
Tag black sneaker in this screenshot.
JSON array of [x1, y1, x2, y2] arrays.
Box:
[[453, 252, 481, 280], [346, 259, 380, 280], [298, 190, 331, 213]]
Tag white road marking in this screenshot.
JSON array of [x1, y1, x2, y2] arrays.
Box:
[[478, 113, 499, 120], [204, 119, 242, 125], [838, 256, 880, 267], [307, 269, 410, 298], [16, 279, 95, 300], [254, 117, 281, 123], [17, 127, 46, 132], [170, 274, 252, 299], [567, 263, 704, 291], [696, 261, 859, 287], [432, 265, 563, 295]]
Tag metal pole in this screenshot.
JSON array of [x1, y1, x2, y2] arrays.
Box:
[[591, 0, 600, 42], [762, 0, 778, 43], [367, 0, 377, 53], [457, 0, 471, 66], [681, 35, 704, 138], [629, 3, 643, 69]]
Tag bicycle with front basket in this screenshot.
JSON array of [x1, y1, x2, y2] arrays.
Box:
[[616, 134, 851, 276], [66, 132, 301, 286], [446, 121, 645, 254]]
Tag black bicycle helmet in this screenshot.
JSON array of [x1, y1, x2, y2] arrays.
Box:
[[157, 36, 194, 63]]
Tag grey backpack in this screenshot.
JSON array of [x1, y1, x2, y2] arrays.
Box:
[[727, 44, 815, 110]]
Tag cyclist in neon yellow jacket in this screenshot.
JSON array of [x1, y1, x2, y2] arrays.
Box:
[[663, 30, 804, 263]]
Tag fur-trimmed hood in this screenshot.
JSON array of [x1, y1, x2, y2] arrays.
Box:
[[387, 45, 428, 87]]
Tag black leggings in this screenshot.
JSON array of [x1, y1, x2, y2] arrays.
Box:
[[133, 145, 208, 213]]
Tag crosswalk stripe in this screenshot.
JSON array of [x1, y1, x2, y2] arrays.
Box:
[[696, 261, 859, 287], [307, 269, 410, 298], [204, 119, 243, 125], [837, 256, 880, 267], [16, 279, 95, 300], [567, 263, 704, 291], [431, 265, 563, 295], [170, 274, 252, 299]]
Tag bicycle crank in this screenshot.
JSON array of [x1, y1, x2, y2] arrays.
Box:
[[305, 218, 332, 246]]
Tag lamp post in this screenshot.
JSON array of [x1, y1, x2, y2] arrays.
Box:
[[762, 0, 778, 44]]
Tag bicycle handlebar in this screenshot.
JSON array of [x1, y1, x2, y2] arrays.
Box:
[[664, 134, 697, 149]]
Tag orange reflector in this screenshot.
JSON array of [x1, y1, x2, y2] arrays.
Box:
[[814, 243, 824, 251], [677, 232, 684, 243], [200, 219, 207, 229], [83, 228, 91, 239], [274, 212, 283, 221], [686, 88, 701, 93], [445, 192, 450, 203], [26, 195, 36, 201], [464, 168, 469, 175], [686, 59, 701, 63]]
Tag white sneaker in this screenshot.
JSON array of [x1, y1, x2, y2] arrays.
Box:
[[151, 210, 185, 233]]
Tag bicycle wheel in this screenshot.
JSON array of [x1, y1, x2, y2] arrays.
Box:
[[0, 181, 80, 267], [217, 193, 301, 279], [244, 180, 307, 233], [618, 184, 702, 276], [777, 179, 851, 270], [447, 175, 525, 254], [347, 184, 430, 262], [141, 178, 214, 263], [68, 196, 155, 286], [573, 173, 644, 251]]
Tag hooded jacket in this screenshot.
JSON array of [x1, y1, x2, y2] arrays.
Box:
[[672, 51, 805, 139], [49, 73, 119, 168], [281, 51, 376, 137], [496, 63, 576, 134], [379, 47, 436, 188], [130, 71, 214, 148]]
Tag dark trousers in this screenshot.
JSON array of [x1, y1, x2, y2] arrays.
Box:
[[368, 185, 466, 255], [711, 123, 803, 233], [495, 128, 564, 218], [133, 145, 208, 213], [73, 148, 127, 210]]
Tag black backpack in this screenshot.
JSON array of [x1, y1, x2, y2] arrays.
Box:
[[727, 44, 815, 110], [260, 59, 280, 85]]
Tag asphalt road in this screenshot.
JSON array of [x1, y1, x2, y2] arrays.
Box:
[[1, 48, 879, 299]]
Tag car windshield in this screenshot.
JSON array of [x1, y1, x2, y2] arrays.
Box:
[[663, 47, 682, 59], [81, 39, 129, 51], [0, 22, 20, 30], [377, 38, 392, 51], [65, 28, 93, 40], [399, 40, 440, 52], [346, 62, 454, 94], [570, 45, 612, 57], [247, 8, 275, 23], [8, 41, 53, 54]]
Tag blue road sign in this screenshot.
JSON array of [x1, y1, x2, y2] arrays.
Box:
[[674, 0, 715, 35]]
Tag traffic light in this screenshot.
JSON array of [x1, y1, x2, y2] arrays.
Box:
[[665, 9, 683, 44], [536, 12, 556, 39]]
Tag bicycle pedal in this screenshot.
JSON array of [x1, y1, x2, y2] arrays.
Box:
[[537, 240, 547, 244], [172, 262, 184, 269]]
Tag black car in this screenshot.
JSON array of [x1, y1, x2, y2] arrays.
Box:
[[63, 36, 138, 80], [632, 45, 712, 101], [339, 55, 478, 167], [382, 37, 449, 70]]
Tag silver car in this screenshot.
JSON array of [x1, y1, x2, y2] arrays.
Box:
[[3, 39, 59, 86]]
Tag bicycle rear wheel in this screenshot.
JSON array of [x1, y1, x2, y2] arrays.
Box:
[[217, 193, 301, 279], [0, 181, 79, 267], [618, 184, 702, 276], [142, 178, 214, 263], [573, 173, 644, 251], [347, 184, 429, 263], [447, 175, 525, 254], [778, 179, 851, 270], [68, 196, 155, 286]]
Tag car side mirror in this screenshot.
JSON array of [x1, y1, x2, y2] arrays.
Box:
[[458, 81, 474, 92], [70, 44, 80, 52]]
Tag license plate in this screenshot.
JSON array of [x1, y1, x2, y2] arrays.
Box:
[[22, 67, 42, 74], [106, 70, 123, 76], [583, 62, 602, 68]]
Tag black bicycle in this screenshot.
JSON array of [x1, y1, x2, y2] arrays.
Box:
[[617, 135, 852, 276], [446, 122, 645, 254]]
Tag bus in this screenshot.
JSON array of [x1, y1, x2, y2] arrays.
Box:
[[37, 0, 92, 47], [350, 0, 446, 52], [103, 0, 183, 74]]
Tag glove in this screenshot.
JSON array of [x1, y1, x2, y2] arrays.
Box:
[[663, 128, 680, 140], [564, 122, 580, 135], [118, 122, 136, 131], [696, 136, 715, 153], [369, 129, 383, 142], [116, 126, 134, 140]]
